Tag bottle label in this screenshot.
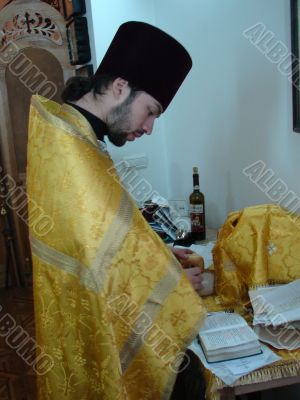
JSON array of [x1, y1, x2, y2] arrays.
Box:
[[190, 204, 203, 213], [190, 213, 205, 232], [190, 205, 205, 232]]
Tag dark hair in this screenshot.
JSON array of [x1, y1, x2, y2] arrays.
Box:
[[61, 77, 91, 102], [61, 73, 137, 103]]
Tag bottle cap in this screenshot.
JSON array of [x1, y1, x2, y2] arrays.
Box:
[[193, 167, 198, 174]]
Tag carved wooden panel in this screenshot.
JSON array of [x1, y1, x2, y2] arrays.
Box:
[[0, 0, 65, 16], [0, 0, 75, 286]]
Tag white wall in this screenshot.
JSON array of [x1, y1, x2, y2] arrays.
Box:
[[154, 0, 300, 228], [86, 0, 170, 200], [87, 0, 300, 229]]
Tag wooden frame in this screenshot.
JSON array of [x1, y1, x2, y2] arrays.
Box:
[[63, 0, 86, 20], [291, 0, 300, 132]]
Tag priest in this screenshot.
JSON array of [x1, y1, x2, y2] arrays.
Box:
[[27, 21, 206, 399]]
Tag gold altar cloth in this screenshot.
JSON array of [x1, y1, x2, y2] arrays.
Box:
[[213, 204, 300, 306]]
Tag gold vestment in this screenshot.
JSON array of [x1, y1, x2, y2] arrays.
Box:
[[27, 95, 206, 399], [213, 204, 300, 306]]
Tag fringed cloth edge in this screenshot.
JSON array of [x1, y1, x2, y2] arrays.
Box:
[[211, 359, 300, 390]]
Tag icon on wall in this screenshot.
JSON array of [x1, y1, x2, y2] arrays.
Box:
[[66, 16, 91, 65]]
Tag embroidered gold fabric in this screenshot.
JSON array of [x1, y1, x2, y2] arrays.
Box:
[[201, 296, 300, 400], [27, 95, 206, 399], [212, 204, 300, 306]]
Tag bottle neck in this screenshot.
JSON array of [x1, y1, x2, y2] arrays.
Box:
[[193, 173, 199, 190]]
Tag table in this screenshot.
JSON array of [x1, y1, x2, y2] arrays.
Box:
[[219, 375, 300, 399], [202, 296, 300, 400]]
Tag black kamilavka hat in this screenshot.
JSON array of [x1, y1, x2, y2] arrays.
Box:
[[94, 21, 192, 112]]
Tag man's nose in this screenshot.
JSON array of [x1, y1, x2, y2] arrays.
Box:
[[143, 118, 155, 135]]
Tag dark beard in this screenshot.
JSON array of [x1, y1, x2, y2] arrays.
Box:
[[106, 131, 128, 147], [106, 90, 139, 147]]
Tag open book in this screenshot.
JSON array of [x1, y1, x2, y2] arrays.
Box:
[[249, 279, 300, 327], [198, 312, 261, 363], [249, 280, 300, 350]]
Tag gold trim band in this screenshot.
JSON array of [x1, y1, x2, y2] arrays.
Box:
[[30, 191, 134, 293], [30, 235, 99, 291], [120, 258, 182, 373], [31, 96, 98, 150], [90, 191, 134, 292]]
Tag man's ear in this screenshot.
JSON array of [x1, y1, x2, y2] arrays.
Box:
[[111, 77, 129, 99]]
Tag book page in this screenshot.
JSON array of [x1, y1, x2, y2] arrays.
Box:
[[249, 286, 281, 311], [254, 325, 300, 350], [200, 325, 258, 350], [200, 312, 247, 334], [250, 279, 300, 325]]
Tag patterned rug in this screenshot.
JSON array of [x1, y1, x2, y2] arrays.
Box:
[[0, 287, 36, 400]]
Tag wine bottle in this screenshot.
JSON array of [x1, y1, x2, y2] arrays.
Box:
[[189, 167, 206, 241]]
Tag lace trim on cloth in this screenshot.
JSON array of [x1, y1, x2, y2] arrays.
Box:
[[207, 360, 300, 400]]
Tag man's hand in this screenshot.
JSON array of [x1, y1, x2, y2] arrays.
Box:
[[184, 267, 203, 292], [170, 247, 193, 262], [170, 247, 205, 292]]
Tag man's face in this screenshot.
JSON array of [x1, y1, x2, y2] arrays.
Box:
[[106, 90, 162, 147]]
